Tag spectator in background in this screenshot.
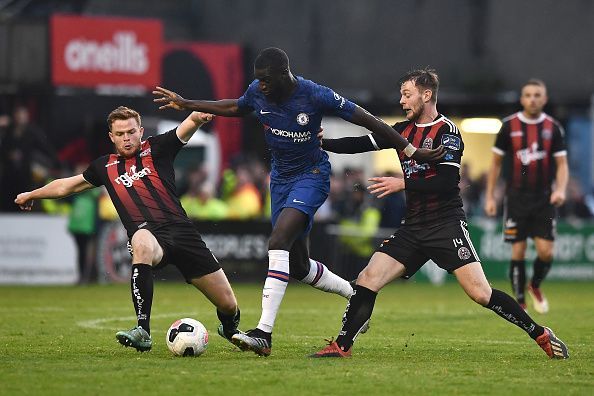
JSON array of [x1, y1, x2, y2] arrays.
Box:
[[484, 79, 568, 314], [226, 163, 263, 219], [68, 163, 101, 284], [181, 167, 229, 221], [0, 105, 59, 211]]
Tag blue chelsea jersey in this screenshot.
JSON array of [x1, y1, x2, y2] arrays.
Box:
[[237, 76, 356, 181]]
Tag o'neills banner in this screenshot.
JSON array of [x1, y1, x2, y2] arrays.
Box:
[[51, 14, 162, 88]]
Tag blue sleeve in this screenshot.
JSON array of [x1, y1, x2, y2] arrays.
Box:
[[237, 80, 256, 111], [313, 83, 356, 121]]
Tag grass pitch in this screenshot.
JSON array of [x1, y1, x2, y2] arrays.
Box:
[[1, 281, 592, 395]]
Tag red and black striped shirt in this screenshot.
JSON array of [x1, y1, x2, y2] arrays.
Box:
[[393, 115, 465, 226], [493, 112, 566, 194], [83, 129, 191, 237]]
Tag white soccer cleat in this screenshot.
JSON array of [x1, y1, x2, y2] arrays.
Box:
[[528, 285, 549, 314]]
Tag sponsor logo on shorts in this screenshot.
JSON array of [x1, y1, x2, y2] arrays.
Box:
[[458, 247, 471, 260]]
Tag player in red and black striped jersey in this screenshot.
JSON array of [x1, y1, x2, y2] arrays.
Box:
[[15, 106, 243, 352], [485, 79, 569, 314], [311, 69, 568, 359]]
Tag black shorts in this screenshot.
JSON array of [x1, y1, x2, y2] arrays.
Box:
[[129, 222, 220, 282], [504, 192, 556, 243], [376, 219, 480, 279]]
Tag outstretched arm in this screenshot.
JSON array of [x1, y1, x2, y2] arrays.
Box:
[[153, 86, 251, 117], [14, 174, 94, 211], [349, 106, 445, 162], [176, 112, 215, 143]]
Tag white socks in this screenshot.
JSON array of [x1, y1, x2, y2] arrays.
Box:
[[301, 259, 354, 299], [257, 250, 290, 333]]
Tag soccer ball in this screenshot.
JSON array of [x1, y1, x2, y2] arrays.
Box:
[[166, 318, 209, 357]]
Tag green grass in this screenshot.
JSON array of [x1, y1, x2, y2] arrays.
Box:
[[0, 281, 592, 395]]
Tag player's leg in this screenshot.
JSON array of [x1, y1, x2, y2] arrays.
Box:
[[232, 207, 307, 356], [528, 237, 554, 313], [505, 197, 529, 309], [290, 237, 353, 298], [510, 241, 528, 309], [311, 252, 406, 357], [115, 229, 162, 351], [454, 262, 568, 358], [190, 269, 241, 342]]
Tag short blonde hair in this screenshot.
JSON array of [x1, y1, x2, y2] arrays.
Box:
[[107, 106, 141, 131]]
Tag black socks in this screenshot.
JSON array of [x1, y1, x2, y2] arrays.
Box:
[[509, 260, 526, 304], [531, 258, 552, 289], [485, 288, 544, 340], [336, 285, 377, 351], [217, 308, 241, 338], [131, 264, 153, 334]]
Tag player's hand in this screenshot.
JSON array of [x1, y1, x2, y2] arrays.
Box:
[[368, 176, 405, 198], [550, 189, 566, 207], [153, 86, 188, 111], [411, 145, 446, 162], [192, 112, 215, 125], [484, 197, 497, 217], [14, 192, 34, 211]]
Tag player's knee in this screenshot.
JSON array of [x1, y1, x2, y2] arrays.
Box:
[[538, 251, 553, 262], [470, 288, 492, 306]]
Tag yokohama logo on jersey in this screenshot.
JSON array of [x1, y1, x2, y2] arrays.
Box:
[[51, 15, 162, 88]]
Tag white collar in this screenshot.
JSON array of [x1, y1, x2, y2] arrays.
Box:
[[415, 114, 445, 127], [517, 111, 546, 124]]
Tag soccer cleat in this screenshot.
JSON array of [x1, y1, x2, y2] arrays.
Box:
[[535, 327, 569, 359], [115, 326, 152, 352], [528, 285, 549, 314], [217, 324, 246, 348], [231, 328, 272, 356], [310, 339, 352, 358]]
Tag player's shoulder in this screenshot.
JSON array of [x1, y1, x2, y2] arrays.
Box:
[[501, 112, 519, 124], [437, 115, 460, 135], [544, 113, 564, 129], [92, 154, 113, 167], [392, 120, 410, 132]]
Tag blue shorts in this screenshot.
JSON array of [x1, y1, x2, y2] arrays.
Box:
[[270, 164, 330, 235]]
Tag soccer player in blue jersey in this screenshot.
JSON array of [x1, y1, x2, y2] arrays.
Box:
[[153, 47, 444, 356]]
